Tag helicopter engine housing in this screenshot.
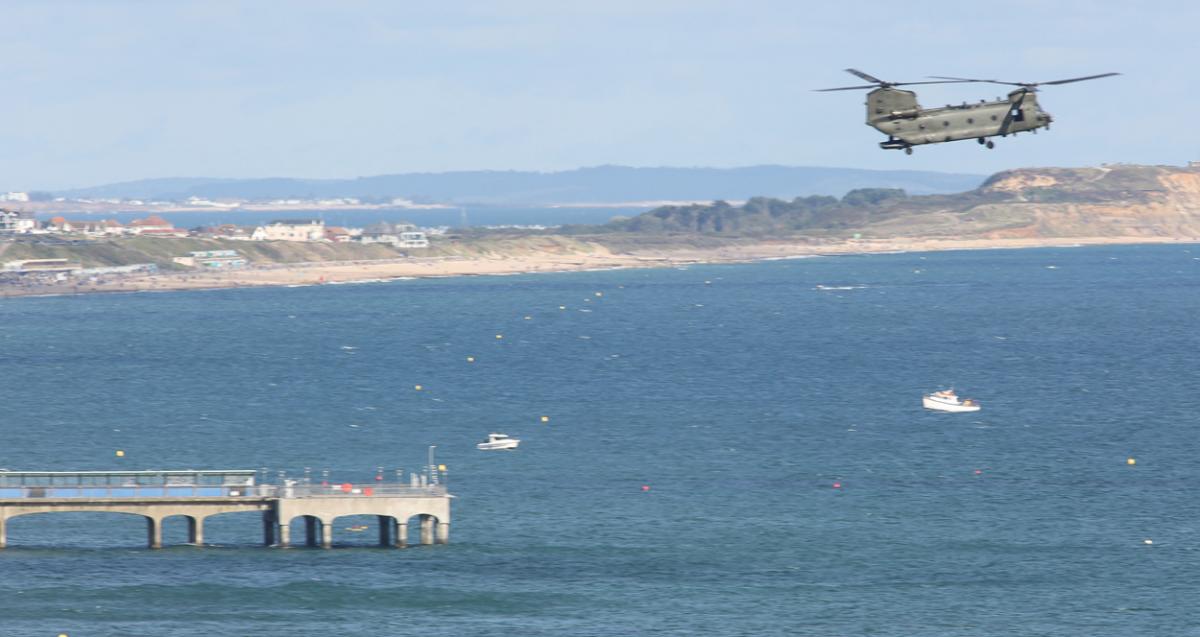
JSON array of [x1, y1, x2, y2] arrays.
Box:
[[865, 87, 920, 126]]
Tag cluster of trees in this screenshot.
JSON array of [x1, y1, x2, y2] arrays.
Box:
[[596, 188, 911, 235]]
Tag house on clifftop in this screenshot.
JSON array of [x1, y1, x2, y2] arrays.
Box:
[[261, 219, 325, 241]]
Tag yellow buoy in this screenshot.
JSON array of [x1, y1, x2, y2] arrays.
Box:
[[438, 464, 446, 471], [1127, 457, 1136, 466], [495, 334, 503, 339], [414, 384, 423, 391], [467, 356, 475, 363], [540, 415, 550, 423], [115, 450, 125, 457]]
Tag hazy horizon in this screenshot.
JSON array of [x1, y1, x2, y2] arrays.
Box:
[[2, 1, 1194, 190]]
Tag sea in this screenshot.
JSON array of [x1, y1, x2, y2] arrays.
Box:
[[1, 243, 1199, 636]]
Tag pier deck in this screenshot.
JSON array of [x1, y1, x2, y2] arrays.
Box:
[[0, 470, 451, 549]]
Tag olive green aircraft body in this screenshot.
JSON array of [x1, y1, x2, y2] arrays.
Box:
[[818, 69, 1119, 154]]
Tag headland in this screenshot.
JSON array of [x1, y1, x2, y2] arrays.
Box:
[[4, 162, 1200, 298]]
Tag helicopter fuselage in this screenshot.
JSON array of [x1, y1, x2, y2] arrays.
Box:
[[865, 87, 1051, 152]]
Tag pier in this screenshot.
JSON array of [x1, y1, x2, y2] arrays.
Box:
[[0, 469, 450, 549]]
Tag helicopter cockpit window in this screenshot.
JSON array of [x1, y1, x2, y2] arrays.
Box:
[[1012, 108, 1025, 122]]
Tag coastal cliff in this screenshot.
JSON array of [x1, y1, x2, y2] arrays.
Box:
[[603, 163, 1200, 242], [4, 163, 1200, 298]]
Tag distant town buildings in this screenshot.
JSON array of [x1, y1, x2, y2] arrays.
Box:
[[0, 209, 37, 233], [128, 215, 176, 235], [0, 210, 432, 249], [261, 219, 326, 242], [325, 226, 354, 243], [173, 250, 248, 269]]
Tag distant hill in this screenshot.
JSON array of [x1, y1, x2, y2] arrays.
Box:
[[56, 165, 985, 205], [595, 164, 1200, 239]]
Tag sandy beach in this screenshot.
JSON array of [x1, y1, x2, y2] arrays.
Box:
[[4, 235, 1197, 299]]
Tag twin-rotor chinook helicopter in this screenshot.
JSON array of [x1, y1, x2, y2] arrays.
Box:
[[818, 69, 1119, 154]]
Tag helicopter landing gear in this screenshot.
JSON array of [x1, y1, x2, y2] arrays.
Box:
[[904, 147, 913, 155], [985, 140, 995, 149]]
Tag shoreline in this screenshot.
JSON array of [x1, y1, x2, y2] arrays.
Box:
[[3, 235, 1197, 299]]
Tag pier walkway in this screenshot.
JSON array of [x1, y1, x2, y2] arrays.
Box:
[[0, 470, 451, 549]]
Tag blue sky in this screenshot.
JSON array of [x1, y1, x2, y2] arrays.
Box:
[[0, 1, 1195, 190]]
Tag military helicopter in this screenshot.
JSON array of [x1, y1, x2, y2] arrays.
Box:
[[817, 69, 1119, 154]]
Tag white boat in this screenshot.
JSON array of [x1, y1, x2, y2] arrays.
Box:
[[476, 433, 520, 450], [922, 389, 981, 413]]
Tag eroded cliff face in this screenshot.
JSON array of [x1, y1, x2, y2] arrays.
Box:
[[933, 164, 1200, 239], [981, 170, 1069, 193]]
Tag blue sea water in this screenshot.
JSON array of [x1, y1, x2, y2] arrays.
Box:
[[1, 244, 1199, 636]]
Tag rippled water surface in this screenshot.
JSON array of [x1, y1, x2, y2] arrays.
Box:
[[2, 244, 1199, 636]]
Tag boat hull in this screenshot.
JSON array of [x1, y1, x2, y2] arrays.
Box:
[[477, 440, 520, 450], [922, 396, 981, 413]]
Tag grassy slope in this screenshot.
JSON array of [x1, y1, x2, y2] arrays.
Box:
[[1, 237, 405, 269]]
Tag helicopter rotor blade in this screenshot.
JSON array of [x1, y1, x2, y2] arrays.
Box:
[[845, 68, 885, 84], [892, 79, 977, 87], [1039, 72, 1120, 86], [815, 79, 976, 92], [929, 72, 1120, 88], [814, 84, 885, 92], [928, 75, 1027, 86]]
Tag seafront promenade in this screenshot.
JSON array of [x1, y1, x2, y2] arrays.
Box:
[[0, 469, 451, 549]]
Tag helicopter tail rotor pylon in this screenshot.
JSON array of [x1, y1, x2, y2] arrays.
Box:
[[997, 89, 1030, 136]]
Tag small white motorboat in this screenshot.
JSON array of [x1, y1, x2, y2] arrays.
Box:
[[476, 433, 520, 450], [922, 389, 981, 413]]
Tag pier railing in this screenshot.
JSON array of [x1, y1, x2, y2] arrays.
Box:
[[0, 484, 273, 499], [0, 483, 447, 500], [280, 484, 448, 498]]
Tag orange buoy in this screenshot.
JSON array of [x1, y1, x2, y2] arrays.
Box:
[[340, 483, 353, 493]]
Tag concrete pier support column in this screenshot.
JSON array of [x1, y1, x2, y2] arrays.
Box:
[[394, 519, 407, 548], [0, 516, 7, 549], [262, 511, 276, 546], [435, 522, 450, 545], [278, 521, 291, 548], [420, 515, 434, 545], [188, 516, 205, 546], [147, 516, 163, 549], [378, 515, 391, 547], [321, 519, 333, 549], [305, 517, 318, 547]]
